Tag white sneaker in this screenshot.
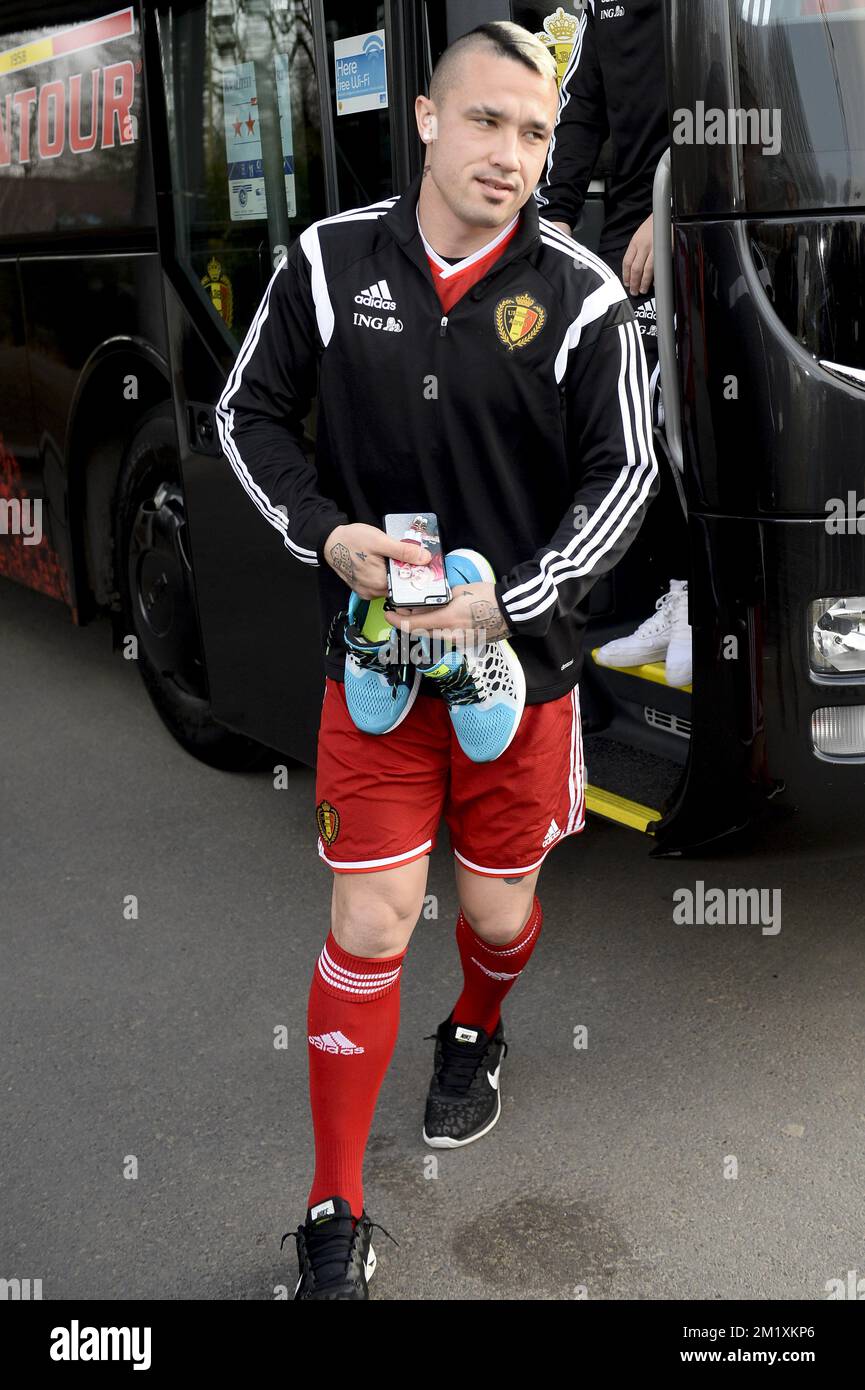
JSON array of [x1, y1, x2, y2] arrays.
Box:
[[665, 582, 692, 687], [596, 579, 688, 669]]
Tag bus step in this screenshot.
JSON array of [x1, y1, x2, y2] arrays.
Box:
[[583, 732, 685, 833], [590, 646, 692, 693], [584, 784, 660, 834]]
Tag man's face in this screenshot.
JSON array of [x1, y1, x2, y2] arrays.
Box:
[[422, 51, 558, 231]]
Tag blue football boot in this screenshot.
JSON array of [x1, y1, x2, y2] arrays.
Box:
[[342, 594, 420, 735], [417, 549, 526, 762]]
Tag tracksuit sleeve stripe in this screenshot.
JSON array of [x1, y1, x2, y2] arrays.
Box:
[[551, 270, 630, 382], [215, 260, 318, 564], [499, 320, 659, 625], [299, 224, 335, 347]]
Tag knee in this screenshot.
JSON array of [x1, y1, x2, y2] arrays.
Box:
[[459, 890, 537, 945], [332, 885, 422, 958]]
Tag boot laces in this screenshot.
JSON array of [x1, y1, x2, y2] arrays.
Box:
[[635, 585, 683, 638], [435, 656, 488, 707], [341, 611, 411, 699], [281, 1214, 400, 1278], [325, 607, 349, 657], [423, 1030, 508, 1095]]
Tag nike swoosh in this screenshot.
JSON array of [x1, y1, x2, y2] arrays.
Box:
[[487, 1065, 500, 1091]]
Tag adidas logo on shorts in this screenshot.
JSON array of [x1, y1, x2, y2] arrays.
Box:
[[542, 817, 562, 848]]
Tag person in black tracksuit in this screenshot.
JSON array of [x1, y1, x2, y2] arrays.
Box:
[[216, 166, 659, 704], [215, 20, 660, 1300], [535, 0, 669, 388]]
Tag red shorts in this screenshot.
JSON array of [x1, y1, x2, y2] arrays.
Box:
[[314, 677, 585, 877]]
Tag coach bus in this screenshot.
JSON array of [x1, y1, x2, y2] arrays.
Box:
[[0, 0, 863, 857]]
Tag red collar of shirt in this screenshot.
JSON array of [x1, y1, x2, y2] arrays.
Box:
[[419, 212, 521, 315]]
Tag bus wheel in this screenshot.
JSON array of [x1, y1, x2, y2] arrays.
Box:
[[114, 404, 273, 771]]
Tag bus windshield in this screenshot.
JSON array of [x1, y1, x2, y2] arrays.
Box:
[[734, 0, 865, 210]]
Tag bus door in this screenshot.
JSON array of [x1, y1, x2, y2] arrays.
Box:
[[650, 0, 865, 855], [156, 0, 418, 763], [455, 1, 692, 843]]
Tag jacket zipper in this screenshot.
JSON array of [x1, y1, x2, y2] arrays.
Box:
[[440, 314, 448, 337]]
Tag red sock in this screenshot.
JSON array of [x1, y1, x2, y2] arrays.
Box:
[[451, 895, 543, 1035], [306, 930, 406, 1222]]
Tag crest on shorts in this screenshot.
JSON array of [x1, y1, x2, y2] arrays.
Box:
[[316, 799, 340, 845], [495, 293, 546, 350]]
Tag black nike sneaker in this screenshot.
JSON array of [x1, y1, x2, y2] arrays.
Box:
[[422, 1015, 508, 1148], [283, 1195, 398, 1301]]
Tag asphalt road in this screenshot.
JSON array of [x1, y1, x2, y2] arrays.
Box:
[[2, 575, 864, 1302]]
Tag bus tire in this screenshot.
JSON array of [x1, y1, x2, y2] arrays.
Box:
[[113, 403, 274, 771]]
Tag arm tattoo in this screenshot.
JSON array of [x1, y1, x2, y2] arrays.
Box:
[[503, 877, 525, 885], [329, 543, 355, 583], [355, 551, 368, 561], [469, 600, 511, 641]]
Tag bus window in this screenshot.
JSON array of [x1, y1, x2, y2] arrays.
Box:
[[0, 3, 148, 239], [320, 2, 393, 208], [157, 0, 327, 349], [734, 0, 865, 212]]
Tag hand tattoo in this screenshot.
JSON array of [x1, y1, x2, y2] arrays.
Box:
[[329, 542, 355, 583], [469, 600, 511, 640]]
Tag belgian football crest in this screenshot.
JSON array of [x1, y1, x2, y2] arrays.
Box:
[[316, 799, 340, 845], [495, 293, 547, 350], [535, 7, 581, 89], [201, 256, 234, 329]]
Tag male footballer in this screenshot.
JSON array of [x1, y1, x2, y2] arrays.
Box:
[[216, 20, 658, 1300]]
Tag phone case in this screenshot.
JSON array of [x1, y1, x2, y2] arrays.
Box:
[[383, 512, 451, 607]]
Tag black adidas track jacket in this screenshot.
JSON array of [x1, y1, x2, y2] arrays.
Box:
[[216, 170, 659, 704], [535, 0, 669, 259]]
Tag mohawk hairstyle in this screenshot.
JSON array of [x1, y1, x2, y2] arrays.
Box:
[[429, 21, 557, 107]]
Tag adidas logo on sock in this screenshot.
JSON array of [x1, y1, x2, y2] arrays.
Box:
[[542, 817, 562, 848], [308, 1030, 365, 1055], [354, 279, 397, 311]]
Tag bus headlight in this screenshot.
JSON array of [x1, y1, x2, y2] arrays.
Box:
[[812, 706, 865, 759], [809, 597, 865, 675]]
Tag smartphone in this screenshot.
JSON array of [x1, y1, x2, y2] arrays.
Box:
[[383, 512, 451, 608]]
